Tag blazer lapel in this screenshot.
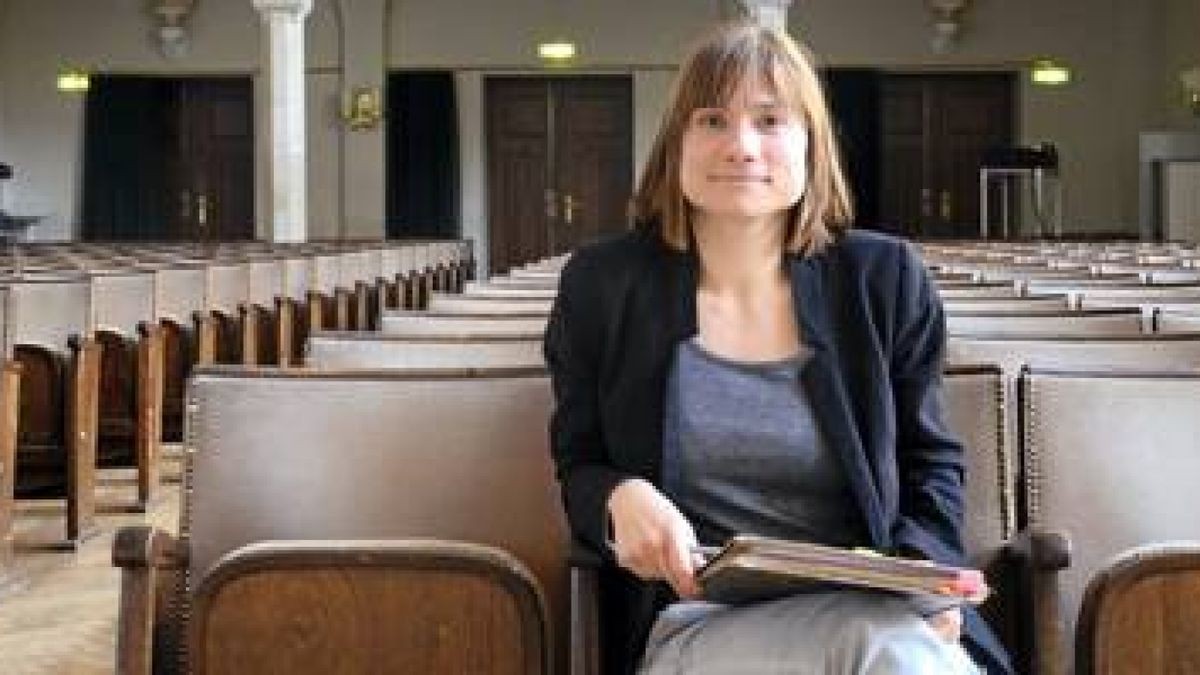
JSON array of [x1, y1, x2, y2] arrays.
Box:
[[790, 253, 887, 548]]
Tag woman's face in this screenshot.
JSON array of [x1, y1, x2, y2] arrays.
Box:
[[679, 76, 809, 224]]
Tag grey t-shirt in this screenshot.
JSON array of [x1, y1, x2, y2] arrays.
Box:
[[661, 337, 868, 549]]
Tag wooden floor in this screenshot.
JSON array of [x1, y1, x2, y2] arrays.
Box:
[[0, 461, 182, 675]]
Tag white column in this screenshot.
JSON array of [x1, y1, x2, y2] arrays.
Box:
[[253, 0, 312, 243], [733, 0, 793, 31]]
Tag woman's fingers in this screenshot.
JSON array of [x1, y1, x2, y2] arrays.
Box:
[[662, 528, 700, 598], [925, 607, 963, 643], [607, 479, 701, 597]]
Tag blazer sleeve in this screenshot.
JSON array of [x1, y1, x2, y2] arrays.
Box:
[[543, 254, 633, 558], [887, 242, 967, 566]]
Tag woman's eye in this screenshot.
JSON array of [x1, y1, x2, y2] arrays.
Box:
[[758, 114, 783, 129], [694, 112, 726, 129]]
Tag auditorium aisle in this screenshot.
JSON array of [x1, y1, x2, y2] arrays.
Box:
[[0, 463, 181, 675]]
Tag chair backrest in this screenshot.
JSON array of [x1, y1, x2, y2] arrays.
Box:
[[946, 309, 1144, 337], [1019, 369, 1200, 672], [462, 284, 558, 300], [1076, 543, 1200, 675], [947, 333, 1200, 376], [89, 270, 155, 337], [942, 365, 1011, 563], [191, 540, 548, 675], [305, 332, 544, 369], [183, 367, 568, 671], [426, 294, 553, 315], [381, 311, 548, 336], [1152, 309, 1200, 333], [943, 295, 1069, 313]]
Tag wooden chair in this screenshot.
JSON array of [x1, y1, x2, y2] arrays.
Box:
[[12, 336, 101, 547], [1076, 543, 1200, 675], [158, 317, 196, 444], [113, 367, 566, 674], [96, 323, 164, 510], [0, 361, 22, 579], [1016, 369, 1200, 675], [2, 277, 103, 547]]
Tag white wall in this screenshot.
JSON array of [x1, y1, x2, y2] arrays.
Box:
[[390, 0, 718, 68]]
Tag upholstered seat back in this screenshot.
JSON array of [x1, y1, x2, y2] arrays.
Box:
[[381, 311, 548, 336], [183, 367, 567, 669], [946, 309, 1144, 337], [1020, 369, 1200, 671], [426, 294, 553, 315], [305, 333, 544, 369]]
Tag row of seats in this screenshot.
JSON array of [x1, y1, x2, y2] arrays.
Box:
[[114, 241, 1200, 675], [0, 239, 474, 569]]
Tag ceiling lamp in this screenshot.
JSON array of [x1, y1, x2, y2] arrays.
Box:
[[56, 68, 90, 93], [537, 40, 577, 63], [1030, 59, 1071, 87], [926, 0, 971, 53]]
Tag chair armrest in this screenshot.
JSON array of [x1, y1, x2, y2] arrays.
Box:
[[569, 539, 603, 675], [1009, 527, 1072, 572], [113, 526, 187, 675]]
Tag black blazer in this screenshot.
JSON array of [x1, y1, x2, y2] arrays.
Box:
[[544, 227, 1011, 674]]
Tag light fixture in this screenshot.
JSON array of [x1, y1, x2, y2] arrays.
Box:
[[925, 0, 971, 54], [1030, 59, 1071, 87], [537, 40, 577, 63], [56, 68, 90, 93], [340, 86, 383, 131], [1181, 65, 1200, 116], [150, 0, 195, 59]]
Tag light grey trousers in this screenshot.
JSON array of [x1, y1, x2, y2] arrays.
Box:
[[638, 591, 982, 675]]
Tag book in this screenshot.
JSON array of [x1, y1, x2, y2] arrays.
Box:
[[695, 535, 989, 606]]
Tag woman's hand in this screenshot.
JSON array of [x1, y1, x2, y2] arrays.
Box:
[[607, 478, 702, 599], [925, 606, 963, 643]]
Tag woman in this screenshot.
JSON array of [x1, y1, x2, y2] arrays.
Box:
[[544, 22, 1011, 675]]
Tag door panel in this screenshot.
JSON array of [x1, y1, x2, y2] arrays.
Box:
[[487, 79, 551, 275], [880, 74, 1014, 239], [83, 76, 253, 242], [180, 79, 255, 242], [554, 78, 632, 255], [487, 76, 632, 274]]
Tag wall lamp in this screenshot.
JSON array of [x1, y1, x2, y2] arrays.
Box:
[[56, 67, 90, 93], [341, 86, 383, 131]]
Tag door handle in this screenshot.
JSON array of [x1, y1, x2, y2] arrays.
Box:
[[940, 190, 953, 222], [544, 189, 557, 221], [920, 188, 932, 219], [197, 194, 209, 228], [563, 194, 579, 225]]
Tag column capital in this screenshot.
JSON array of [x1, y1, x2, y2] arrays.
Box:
[[252, 0, 312, 19], [730, 0, 792, 31]]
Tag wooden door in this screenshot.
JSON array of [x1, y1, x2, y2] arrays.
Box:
[[174, 79, 256, 241], [552, 78, 632, 255], [487, 76, 632, 274], [880, 74, 1014, 239]]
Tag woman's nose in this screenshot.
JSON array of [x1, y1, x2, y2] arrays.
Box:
[[724, 121, 762, 162]]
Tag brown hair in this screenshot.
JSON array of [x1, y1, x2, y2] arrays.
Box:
[[630, 22, 853, 254]]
